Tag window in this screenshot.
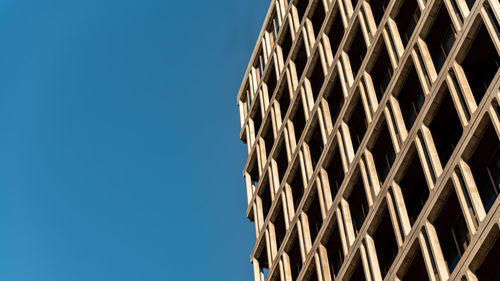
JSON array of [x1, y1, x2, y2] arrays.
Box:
[[370, 44, 393, 101], [306, 192, 323, 244], [428, 88, 462, 167], [347, 256, 367, 281], [276, 142, 289, 184], [288, 233, 303, 280], [347, 96, 368, 154], [325, 223, 345, 280], [292, 98, 307, 145], [347, 26, 367, 77], [310, 3, 326, 40], [395, 0, 420, 47], [290, 167, 305, 212], [473, 231, 500, 280], [264, 124, 275, 160], [307, 120, 324, 169], [259, 180, 273, 222], [325, 74, 345, 125], [325, 146, 345, 200], [433, 187, 470, 273], [369, 0, 390, 26], [273, 204, 287, 251], [326, 10, 345, 57], [295, 0, 309, 24], [277, 77, 292, 121], [395, 64, 425, 131], [425, 4, 456, 74], [467, 120, 500, 213], [293, 39, 308, 81], [253, 104, 263, 136], [460, 22, 500, 104], [371, 121, 396, 185], [398, 153, 429, 225], [399, 245, 429, 281], [373, 207, 399, 278], [347, 176, 370, 234], [281, 25, 293, 62], [308, 58, 325, 101]]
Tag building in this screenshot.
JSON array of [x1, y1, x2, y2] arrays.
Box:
[[236, 0, 500, 280]]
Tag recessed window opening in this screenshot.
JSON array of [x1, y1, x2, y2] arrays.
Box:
[[347, 177, 370, 234], [396, 65, 425, 131], [398, 153, 429, 225], [347, 27, 367, 77], [425, 5, 456, 74], [310, 3, 326, 39], [273, 205, 287, 251], [281, 26, 293, 63], [371, 121, 396, 185], [467, 120, 500, 213], [433, 187, 471, 273], [428, 89, 462, 167], [266, 63, 278, 97], [292, 99, 307, 144], [306, 193, 323, 244], [348, 257, 367, 281], [371, 45, 394, 101], [288, 235, 303, 280], [395, 0, 420, 47], [309, 60, 325, 101], [276, 144, 289, 184], [326, 11, 345, 57], [460, 23, 500, 104], [473, 232, 500, 280], [260, 180, 273, 221], [347, 97, 368, 154], [399, 245, 429, 281], [278, 79, 292, 120], [373, 207, 399, 278], [326, 75, 345, 125], [291, 168, 305, 211], [308, 121, 324, 169], [264, 125, 275, 159], [369, 0, 390, 26], [257, 248, 270, 278], [250, 160, 260, 189], [294, 40, 308, 81], [325, 146, 345, 200], [307, 267, 319, 281], [253, 105, 263, 136], [295, 0, 309, 25], [325, 223, 344, 280]]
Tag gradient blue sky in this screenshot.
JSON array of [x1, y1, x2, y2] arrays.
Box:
[[0, 1, 269, 280]]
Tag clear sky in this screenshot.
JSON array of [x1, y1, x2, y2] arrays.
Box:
[[0, 0, 269, 280]]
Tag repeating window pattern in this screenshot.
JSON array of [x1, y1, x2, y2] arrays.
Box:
[[237, 0, 500, 280]]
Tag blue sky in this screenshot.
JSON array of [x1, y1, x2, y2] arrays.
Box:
[[0, 0, 269, 280]]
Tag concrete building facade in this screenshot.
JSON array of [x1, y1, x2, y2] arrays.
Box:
[[236, 0, 500, 280]]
